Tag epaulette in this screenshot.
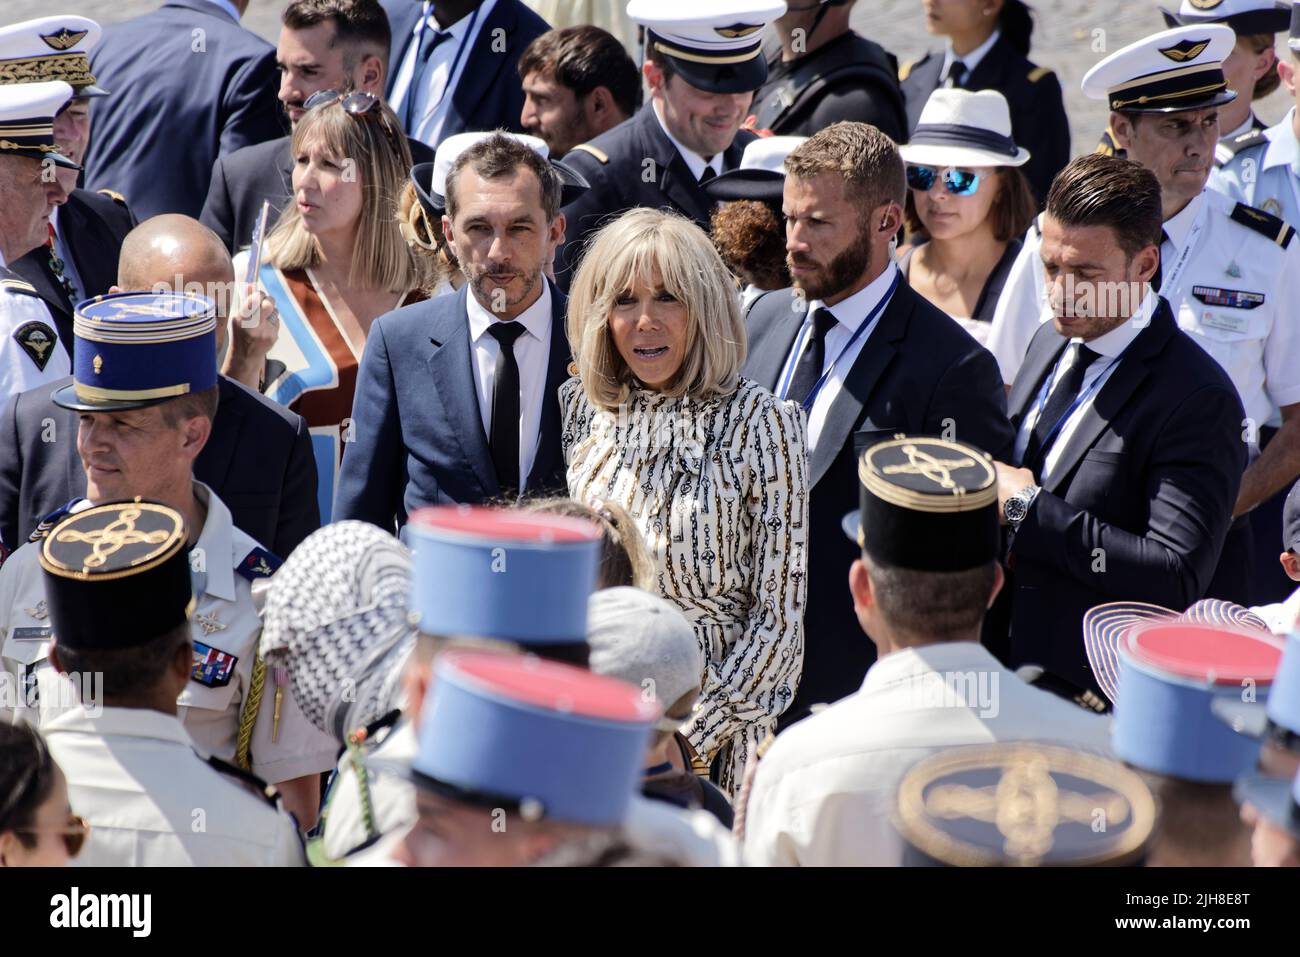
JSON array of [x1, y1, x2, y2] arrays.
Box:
[[206, 753, 282, 808], [236, 545, 282, 580], [898, 59, 916, 82], [0, 278, 38, 296], [1016, 664, 1111, 715], [1221, 128, 1267, 159], [1027, 66, 1052, 83], [96, 188, 128, 208], [570, 143, 609, 164], [1230, 201, 1296, 248], [27, 499, 83, 544]]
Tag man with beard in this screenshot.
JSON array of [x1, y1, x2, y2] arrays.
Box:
[[742, 122, 1013, 725], [335, 133, 570, 530]]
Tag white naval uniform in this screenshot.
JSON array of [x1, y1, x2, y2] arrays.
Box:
[[0, 483, 337, 784], [322, 714, 742, 867], [0, 256, 70, 400], [741, 641, 1114, 867], [44, 705, 304, 866], [1212, 109, 1300, 234], [984, 189, 1300, 433]]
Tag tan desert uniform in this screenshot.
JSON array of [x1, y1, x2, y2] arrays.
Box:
[[0, 483, 337, 783]]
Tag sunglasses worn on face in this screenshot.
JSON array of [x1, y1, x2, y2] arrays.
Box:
[[15, 814, 90, 857], [906, 165, 982, 196], [303, 89, 403, 160]]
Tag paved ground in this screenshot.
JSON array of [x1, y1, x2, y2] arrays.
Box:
[[8, 0, 1293, 151]]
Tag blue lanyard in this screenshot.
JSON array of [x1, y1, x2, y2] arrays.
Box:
[[410, 1, 480, 124], [1023, 344, 1120, 466], [779, 271, 901, 412]]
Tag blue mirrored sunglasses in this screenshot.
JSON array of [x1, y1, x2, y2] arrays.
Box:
[[906, 165, 982, 196]]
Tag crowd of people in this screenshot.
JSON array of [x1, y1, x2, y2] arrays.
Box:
[[0, 0, 1299, 869]]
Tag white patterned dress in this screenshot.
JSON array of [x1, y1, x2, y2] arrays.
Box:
[[562, 377, 809, 793]]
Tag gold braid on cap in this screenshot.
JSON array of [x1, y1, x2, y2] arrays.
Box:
[[0, 52, 95, 86]]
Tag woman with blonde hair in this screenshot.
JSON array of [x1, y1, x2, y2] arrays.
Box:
[[562, 207, 809, 794], [232, 91, 430, 521]]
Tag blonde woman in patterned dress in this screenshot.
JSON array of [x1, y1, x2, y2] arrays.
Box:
[[561, 207, 809, 794]]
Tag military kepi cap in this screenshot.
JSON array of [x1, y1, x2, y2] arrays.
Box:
[[1113, 621, 1282, 782], [1081, 24, 1237, 113], [627, 0, 788, 94], [893, 743, 1157, 866], [406, 506, 601, 646], [1213, 630, 1300, 754], [0, 79, 79, 168], [0, 16, 110, 97], [841, 435, 999, 572], [38, 500, 194, 651], [411, 651, 659, 826], [53, 291, 218, 413]]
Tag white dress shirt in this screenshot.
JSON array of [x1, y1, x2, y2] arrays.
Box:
[[389, 0, 497, 145], [776, 263, 900, 452], [466, 280, 552, 488], [652, 101, 723, 182], [941, 29, 1000, 85], [742, 640, 1114, 867], [1012, 293, 1152, 484]]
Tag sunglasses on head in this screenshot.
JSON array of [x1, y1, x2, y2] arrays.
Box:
[[906, 165, 983, 196], [14, 814, 90, 857], [302, 89, 403, 159]]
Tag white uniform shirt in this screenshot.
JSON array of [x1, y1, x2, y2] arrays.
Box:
[[0, 245, 70, 400], [742, 641, 1114, 867], [44, 705, 304, 866], [0, 483, 337, 783], [986, 190, 1300, 427]]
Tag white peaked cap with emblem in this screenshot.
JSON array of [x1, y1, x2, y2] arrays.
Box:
[[1161, 0, 1291, 35], [0, 16, 109, 97], [1081, 24, 1238, 113], [420, 130, 588, 211], [0, 80, 79, 167], [737, 135, 806, 173], [627, 0, 788, 94], [703, 135, 805, 202]]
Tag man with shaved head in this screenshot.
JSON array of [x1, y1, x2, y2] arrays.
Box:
[[0, 214, 319, 561]]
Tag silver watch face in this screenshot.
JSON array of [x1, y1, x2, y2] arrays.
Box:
[[1004, 495, 1028, 525]]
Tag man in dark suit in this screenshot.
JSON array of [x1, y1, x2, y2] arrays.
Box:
[[555, 3, 788, 287], [382, 0, 549, 147], [743, 123, 1014, 724], [82, 0, 284, 220], [335, 134, 569, 531], [0, 216, 319, 560], [201, 0, 435, 254], [993, 154, 1246, 694], [0, 16, 135, 348]]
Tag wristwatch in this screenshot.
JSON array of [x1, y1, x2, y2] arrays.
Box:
[[1003, 484, 1041, 529]]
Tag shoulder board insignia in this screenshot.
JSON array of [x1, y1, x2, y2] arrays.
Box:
[[898, 59, 915, 81], [1223, 128, 1267, 158], [28, 499, 83, 544], [1027, 66, 1052, 82], [237, 545, 282, 580], [0, 278, 38, 296], [1017, 664, 1112, 714], [205, 754, 282, 808], [13, 321, 58, 372], [191, 640, 239, 688], [96, 188, 128, 207], [570, 143, 609, 164], [1230, 202, 1296, 247]]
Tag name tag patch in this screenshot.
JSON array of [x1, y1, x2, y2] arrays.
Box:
[[1192, 286, 1264, 309], [191, 640, 238, 688], [9, 627, 50, 642], [1199, 311, 1252, 335]]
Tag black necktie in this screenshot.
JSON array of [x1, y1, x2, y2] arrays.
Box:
[[699, 166, 717, 185], [1152, 228, 1171, 292], [486, 321, 527, 495], [787, 307, 838, 406], [1023, 343, 1100, 471], [946, 60, 967, 88], [401, 22, 452, 131]]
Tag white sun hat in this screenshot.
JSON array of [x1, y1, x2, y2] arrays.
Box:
[[898, 89, 1030, 170]]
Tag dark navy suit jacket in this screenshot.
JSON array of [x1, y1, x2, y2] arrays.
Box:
[[200, 134, 435, 253], [83, 0, 284, 219], [334, 283, 570, 531], [0, 375, 320, 560], [381, 0, 549, 143], [744, 278, 1014, 720]]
